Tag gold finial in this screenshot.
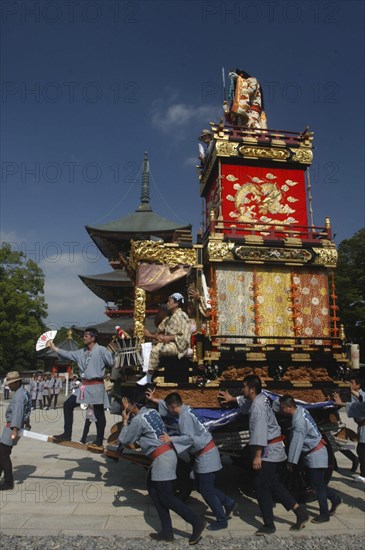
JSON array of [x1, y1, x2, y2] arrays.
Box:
[[325, 217, 331, 229], [339, 324, 346, 340], [67, 329, 73, 339], [210, 209, 216, 221]]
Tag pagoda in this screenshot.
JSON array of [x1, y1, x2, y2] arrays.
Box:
[[79, 152, 193, 336]]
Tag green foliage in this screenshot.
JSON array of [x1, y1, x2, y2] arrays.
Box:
[[335, 228, 365, 361], [0, 243, 47, 374]]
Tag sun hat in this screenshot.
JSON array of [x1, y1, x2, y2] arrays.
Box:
[[6, 371, 22, 384]]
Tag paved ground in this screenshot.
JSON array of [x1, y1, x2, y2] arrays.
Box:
[[0, 400, 364, 540]]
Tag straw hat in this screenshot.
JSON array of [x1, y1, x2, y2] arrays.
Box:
[[199, 129, 213, 141], [6, 371, 22, 384]]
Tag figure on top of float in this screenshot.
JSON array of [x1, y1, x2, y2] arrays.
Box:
[[223, 68, 267, 129]]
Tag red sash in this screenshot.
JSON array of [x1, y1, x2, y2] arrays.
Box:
[[196, 440, 216, 458], [150, 443, 173, 461], [307, 439, 327, 454], [268, 435, 285, 445]]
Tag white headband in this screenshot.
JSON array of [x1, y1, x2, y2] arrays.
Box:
[[169, 292, 184, 303]]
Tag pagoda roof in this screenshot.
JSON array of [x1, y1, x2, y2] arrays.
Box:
[[87, 209, 190, 235], [79, 269, 133, 302], [73, 315, 156, 342], [74, 317, 132, 336], [86, 211, 191, 260]]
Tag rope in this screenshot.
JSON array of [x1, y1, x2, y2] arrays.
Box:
[[91, 165, 143, 224], [149, 171, 190, 224]]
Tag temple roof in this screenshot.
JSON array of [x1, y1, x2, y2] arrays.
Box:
[[79, 269, 133, 302], [86, 211, 191, 260], [87, 210, 190, 234], [74, 315, 156, 342], [85, 152, 191, 260]]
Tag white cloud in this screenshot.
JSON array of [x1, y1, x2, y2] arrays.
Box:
[[151, 96, 221, 137]]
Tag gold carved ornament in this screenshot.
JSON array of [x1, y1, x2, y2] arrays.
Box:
[[118, 252, 135, 280], [290, 148, 313, 164], [234, 246, 312, 264], [207, 241, 234, 262], [215, 141, 238, 157], [312, 247, 338, 267], [133, 287, 146, 342], [238, 146, 290, 161], [130, 240, 197, 268]]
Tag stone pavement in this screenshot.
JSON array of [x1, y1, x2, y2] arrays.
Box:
[[0, 402, 364, 539]]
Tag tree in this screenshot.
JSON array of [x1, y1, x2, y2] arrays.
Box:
[[0, 243, 47, 374], [335, 228, 365, 362]]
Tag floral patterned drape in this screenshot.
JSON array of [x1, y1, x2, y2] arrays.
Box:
[[216, 265, 255, 343], [255, 267, 294, 343], [293, 270, 330, 342], [214, 265, 331, 344]]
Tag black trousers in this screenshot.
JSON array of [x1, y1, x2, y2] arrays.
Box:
[[48, 394, 59, 408], [32, 398, 43, 409], [81, 419, 94, 443], [0, 443, 13, 485], [147, 478, 199, 534], [63, 394, 105, 444], [309, 467, 338, 518], [358, 442, 365, 476], [254, 460, 297, 527]]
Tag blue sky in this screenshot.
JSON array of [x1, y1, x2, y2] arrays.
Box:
[[1, 0, 364, 330]]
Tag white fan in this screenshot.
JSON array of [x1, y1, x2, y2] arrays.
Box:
[[36, 330, 57, 351]]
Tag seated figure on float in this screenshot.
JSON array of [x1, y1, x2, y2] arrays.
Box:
[[137, 293, 191, 386], [223, 68, 267, 129]]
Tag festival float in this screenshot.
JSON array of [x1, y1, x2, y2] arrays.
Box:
[[88, 69, 356, 472]]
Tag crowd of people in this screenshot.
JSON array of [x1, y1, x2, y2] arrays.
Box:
[[26, 372, 63, 410], [1, 303, 364, 542], [3, 365, 364, 542]]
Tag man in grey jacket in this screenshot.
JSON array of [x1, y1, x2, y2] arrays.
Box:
[[49, 328, 114, 447], [279, 395, 341, 523], [46, 373, 63, 409], [151, 391, 236, 531], [0, 371, 28, 490], [118, 392, 205, 544], [219, 375, 308, 535]]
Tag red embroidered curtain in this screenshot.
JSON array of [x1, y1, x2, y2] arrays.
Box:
[[220, 164, 308, 232]]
